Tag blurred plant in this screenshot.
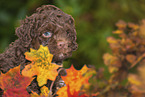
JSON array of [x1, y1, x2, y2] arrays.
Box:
[[89, 19, 145, 97]]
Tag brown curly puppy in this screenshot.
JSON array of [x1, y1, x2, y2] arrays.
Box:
[[0, 5, 77, 73], [0, 5, 77, 94]]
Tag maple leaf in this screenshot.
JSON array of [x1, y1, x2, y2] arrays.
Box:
[[56, 65, 96, 97], [56, 85, 86, 97], [0, 65, 33, 97], [22, 45, 61, 86], [57, 85, 99, 97]]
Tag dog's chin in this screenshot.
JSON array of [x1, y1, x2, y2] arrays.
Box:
[[52, 52, 72, 64]]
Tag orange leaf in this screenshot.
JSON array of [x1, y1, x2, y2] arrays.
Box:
[[57, 85, 86, 97], [0, 66, 33, 97], [115, 20, 127, 29], [126, 54, 136, 64], [128, 22, 139, 30], [57, 65, 96, 97]]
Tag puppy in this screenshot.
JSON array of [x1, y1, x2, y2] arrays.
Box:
[[0, 5, 77, 73], [0, 5, 77, 94]]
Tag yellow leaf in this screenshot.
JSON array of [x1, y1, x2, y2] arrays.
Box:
[[128, 74, 141, 86], [128, 65, 145, 93], [41, 86, 50, 96], [139, 19, 145, 38], [103, 53, 121, 73], [22, 45, 61, 86], [25, 45, 53, 64], [113, 30, 123, 34], [108, 66, 118, 73], [31, 86, 51, 97], [107, 37, 118, 44]]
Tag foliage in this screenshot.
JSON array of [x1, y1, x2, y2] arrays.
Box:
[[98, 20, 145, 97], [0, 45, 97, 97]]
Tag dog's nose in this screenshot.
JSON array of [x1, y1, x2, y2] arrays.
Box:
[[57, 41, 68, 49]]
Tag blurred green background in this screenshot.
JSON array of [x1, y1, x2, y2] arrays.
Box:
[[0, 0, 145, 71]]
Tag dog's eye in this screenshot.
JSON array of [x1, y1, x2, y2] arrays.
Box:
[[42, 32, 52, 38]]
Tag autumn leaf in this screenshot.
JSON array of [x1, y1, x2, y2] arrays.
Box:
[[56, 65, 96, 97], [107, 37, 118, 44], [128, 65, 145, 93], [25, 45, 53, 65], [128, 22, 139, 30], [56, 85, 87, 97], [56, 86, 68, 97], [113, 30, 123, 34], [115, 20, 127, 29], [126, 54, 136, 64], [139, 19, 145, 38], [67, 85, 86, 97], [22, 45, 61, 86], [31, 86, 52, 97], [103, 53, 121, 73], [0, 65, 33, 97]]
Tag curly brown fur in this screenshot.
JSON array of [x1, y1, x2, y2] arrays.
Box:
[[0, 5, 77, 94]]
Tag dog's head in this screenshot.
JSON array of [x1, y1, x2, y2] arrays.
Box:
[[16, 5, 77, 63]]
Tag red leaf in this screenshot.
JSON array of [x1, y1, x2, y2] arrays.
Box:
[[0, 66, 33, 97]]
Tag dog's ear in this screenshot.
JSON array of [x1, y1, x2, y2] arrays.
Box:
[[15, 18, 35, 48]]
